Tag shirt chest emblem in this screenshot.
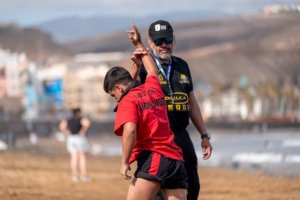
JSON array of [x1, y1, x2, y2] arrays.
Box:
[[159, 74, 167, 84], [179, 74, 190, 84]]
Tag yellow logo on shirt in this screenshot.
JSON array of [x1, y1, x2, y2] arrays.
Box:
[[180, 74, 190, 84], [159, 74, 167, 84], [164, 92, 189, 105]]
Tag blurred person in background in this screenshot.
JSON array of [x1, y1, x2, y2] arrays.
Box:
[[103, 24, 188, 200], [59, 108, 91, 182], [131, 20, 213, 200]]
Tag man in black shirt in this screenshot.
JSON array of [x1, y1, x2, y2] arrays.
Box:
[[131, 20, 212, 200]]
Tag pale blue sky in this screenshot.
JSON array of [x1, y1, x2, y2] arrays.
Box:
[[1, 0, 300, 25]]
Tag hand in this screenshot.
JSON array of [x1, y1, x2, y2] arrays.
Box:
[[120, 163, 132, 180], [201, 138, 212, 160], [131, 47, 149, 66], [127, 23, 141, 46]]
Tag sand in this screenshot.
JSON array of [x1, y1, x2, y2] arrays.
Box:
[[0, 138, 299, 200]]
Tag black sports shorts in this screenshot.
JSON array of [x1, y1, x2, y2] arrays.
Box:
[[134, 150, 188, 189]]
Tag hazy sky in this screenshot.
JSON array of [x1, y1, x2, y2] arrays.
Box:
[[1, 0, 300, 25]]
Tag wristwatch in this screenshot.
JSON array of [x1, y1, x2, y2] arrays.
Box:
[[201, 133, 211, 140]]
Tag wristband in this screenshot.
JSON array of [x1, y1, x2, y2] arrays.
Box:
[[201, 133, 211, 140]]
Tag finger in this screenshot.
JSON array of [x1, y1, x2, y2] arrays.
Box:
[[202, 148, 208, 159], [135, 48, 148, 54], [203, 148, 212, 160], [133, 50, 145, 56], [120, 171, 130, 180], [132, 51, 142, 57], [132, 23, 138, 31], [123, 169, 132, 180], [126, 30, 136, 38], [202, 148, 207, 155], [126, 30, 135, 36], [124, 174, 132, 180]]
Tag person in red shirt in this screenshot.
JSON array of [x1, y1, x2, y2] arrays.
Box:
[[103, 24, 187, 200]]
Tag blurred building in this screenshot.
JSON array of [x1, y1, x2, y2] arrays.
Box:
[[35, 52, 129, 120], [263, 4, 300, 14], [36, 63, 66, 121], [0, 49, 28, 115], [62, 64, 112, 118], [201, 89, 262, 122], [198, 81, 300, 123]]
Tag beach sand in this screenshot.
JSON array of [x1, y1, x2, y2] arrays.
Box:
[[0, 138, 299, 200]]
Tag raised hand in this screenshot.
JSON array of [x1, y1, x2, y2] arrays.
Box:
[[127, 23, 141, 46], [131, 47, 149, 65], [127, 23, 157, 76]]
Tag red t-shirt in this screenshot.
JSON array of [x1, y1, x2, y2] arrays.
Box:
[[114, 75, 183, 163]]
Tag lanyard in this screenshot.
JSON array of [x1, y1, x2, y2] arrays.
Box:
[[153, 57, 174, 104]]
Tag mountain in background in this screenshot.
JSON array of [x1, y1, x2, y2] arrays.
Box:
[[36, 10, 233, 43], [1, 12, 299, 85], [64, 13, 300, 84], [0, 24, 71, 62], [177, 13, 300, 84]]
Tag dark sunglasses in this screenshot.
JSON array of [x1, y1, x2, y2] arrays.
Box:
[[153, 37, 174, 46]]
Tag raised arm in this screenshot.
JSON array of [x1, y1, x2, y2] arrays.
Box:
[[128, 24, 157, 77], [129, 62, 140, 80]]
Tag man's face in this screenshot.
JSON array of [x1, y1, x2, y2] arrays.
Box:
[[109, 86, 123, 102], [149, 36, 175, 63]]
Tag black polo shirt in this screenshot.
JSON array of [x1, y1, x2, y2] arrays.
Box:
[[139, 55, 193, 132]]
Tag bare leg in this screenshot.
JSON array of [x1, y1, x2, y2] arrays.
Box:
[[70, 151, 79, 178], [163, 188, 187, 200], [79, 152, 88, 177], [127, 178, 161, 200]]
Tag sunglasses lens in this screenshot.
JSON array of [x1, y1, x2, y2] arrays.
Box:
[[154, 38, 164, 46], [165, 37, 173, 44], [154, 37, 173, 46]]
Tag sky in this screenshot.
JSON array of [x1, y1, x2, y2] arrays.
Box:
[[1, 0, 300, 26]]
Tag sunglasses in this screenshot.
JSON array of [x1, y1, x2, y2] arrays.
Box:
[[153, 37, 174, 46]]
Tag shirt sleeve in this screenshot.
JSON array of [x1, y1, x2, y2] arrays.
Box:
[[114, 97, 139, 136], [185, 62, 194, 92]]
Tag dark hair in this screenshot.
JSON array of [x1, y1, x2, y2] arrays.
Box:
[[103, 66, 133, 93], [71, 108, 81, 116]]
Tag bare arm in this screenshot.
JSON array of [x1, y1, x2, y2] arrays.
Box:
[[190, 92, 207, 134], [120, 122, 137, 180], [189, 91, 212, 160], [128, 24, 157, 77], [130, 63, 140, 80], [59, 120, 71, 136], [79, 118, 90, 136]]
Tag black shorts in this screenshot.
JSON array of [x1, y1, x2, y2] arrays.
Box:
[[134, 151, 188, 189]]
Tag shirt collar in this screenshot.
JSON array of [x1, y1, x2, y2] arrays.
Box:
[[114, 80, 142, 112]]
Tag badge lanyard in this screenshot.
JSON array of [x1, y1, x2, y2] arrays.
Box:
[[153, 57, 174, 104]]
